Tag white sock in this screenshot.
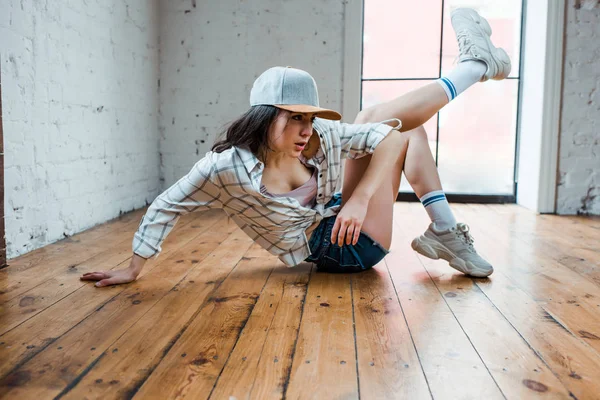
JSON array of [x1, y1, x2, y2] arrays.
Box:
[[419, 190, 457, 231], [436, 61, 487, 102]]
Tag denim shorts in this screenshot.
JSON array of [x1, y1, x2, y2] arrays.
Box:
[[304, 193, 389, 273]]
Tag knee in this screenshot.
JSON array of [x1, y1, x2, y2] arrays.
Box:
[[381, 132, 409, 165], [384, 126, 422, 160], [411, 125, 427, 135], [380, 129, 408, 153], [407, 125, 428, 140]]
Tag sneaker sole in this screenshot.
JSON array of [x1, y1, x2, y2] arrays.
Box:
[[451, 8, 511, 81], [411, 235, 493, 277]]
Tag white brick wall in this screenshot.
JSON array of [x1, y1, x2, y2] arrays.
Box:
[[158, 0, 345, 187], [557, 0, 600, 215], [1, 0, 161, 257]]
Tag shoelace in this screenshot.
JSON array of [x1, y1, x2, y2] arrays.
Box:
[[456, 31, 481, 58], [453, 223, 475, 250]]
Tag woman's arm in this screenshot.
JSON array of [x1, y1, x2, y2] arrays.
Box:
[[81, 154, 223, 287]]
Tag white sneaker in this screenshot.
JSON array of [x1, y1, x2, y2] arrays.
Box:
[[451, 8, 511, 82], [411, 222, 494, 277]]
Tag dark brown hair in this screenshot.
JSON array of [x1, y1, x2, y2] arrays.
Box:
[[212, 105, 279, 161]]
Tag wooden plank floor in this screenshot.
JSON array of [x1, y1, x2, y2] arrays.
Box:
[[1, 204, 599, 399]]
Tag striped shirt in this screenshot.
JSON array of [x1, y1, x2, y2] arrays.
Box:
[[132, 118, 401, 267]]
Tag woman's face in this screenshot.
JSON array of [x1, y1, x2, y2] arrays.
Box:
[[268, 110, 316, 157]]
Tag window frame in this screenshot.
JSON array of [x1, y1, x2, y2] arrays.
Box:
[[342, 0, 563, 211]]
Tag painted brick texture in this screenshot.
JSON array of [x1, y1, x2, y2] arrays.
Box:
[[158, 0, 345, 188], [0, 0, 161, 257], [557, 0, 600, 214]]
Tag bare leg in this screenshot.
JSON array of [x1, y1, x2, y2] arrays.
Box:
[[360, 83, 449, 132], [340, 7, 503, 276], [344, 91, 494, 278], [342, 125, 441, 249], [340, 79, 456, 249]]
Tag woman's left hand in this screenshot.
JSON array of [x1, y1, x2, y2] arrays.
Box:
[[331, 197, 369, 246]]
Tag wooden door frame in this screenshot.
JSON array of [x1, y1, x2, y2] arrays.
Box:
[[0, 68, 6, 268]]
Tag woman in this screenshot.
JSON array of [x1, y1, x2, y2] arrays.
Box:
[[82, 8, 510, 287]]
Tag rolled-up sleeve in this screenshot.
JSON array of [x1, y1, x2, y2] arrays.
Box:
[[316, 118, 402, 160], [132, 154, 223, 259]]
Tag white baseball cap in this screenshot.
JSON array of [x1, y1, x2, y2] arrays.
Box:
[[250, 66, 342, 120]]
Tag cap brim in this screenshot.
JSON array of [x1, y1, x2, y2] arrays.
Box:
[[274, 104, 342, 121]]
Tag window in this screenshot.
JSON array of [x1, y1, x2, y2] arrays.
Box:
[[361, 0, 524, 197]]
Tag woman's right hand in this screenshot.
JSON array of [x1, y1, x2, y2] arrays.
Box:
[[80, 267, 138, 287], [80, 254, 147, 287]]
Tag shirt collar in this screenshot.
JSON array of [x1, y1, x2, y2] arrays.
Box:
[[310, 123, 326, 164], [235, 146, 263, 174], [234, 134, 325, 174]]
